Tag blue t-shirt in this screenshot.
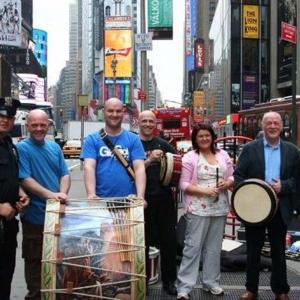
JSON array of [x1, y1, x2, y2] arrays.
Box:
[[16, 138, 69, 225], [80, 129, 145, 197]]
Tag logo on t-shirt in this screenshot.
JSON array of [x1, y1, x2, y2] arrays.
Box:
[[99, 145, 129, 160]]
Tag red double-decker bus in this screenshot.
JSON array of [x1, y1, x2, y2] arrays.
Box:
[[152, 107, 191, 140]]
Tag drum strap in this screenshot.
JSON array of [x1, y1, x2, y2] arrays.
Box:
[[99, 129, 135, 180]]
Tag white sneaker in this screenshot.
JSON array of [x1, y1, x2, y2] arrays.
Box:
[[203, 286, 224, 295], [177, 292, 190, 299]]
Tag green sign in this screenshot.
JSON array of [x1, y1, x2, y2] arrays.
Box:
[[148, 0, 173, 27]]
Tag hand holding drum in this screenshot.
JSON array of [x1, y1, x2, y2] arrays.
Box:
[[149, 149, 163, 162]]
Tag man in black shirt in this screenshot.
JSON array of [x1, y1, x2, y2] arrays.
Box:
[[0, 97, 29, 300], [138, 110, 177, 296]]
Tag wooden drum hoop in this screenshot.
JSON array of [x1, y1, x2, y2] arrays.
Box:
[[232, 178, 278, 226]]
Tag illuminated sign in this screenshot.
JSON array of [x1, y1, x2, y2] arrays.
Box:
[[194, 38, 205, 72], [243, 5, 259, 39], [104, 29, 132, 78]]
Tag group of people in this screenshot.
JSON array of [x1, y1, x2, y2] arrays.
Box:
[[0, 96, 298, 300]]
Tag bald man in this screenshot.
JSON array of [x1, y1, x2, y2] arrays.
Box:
[[234, 111, 300, 300], [16, 109, 70, 299], [138, 110, 177, 296], [81, 98, 146, 199]]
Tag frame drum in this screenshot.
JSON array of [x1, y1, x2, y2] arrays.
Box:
[[232, 179, 278, 226], [160, 152, 182, 187]]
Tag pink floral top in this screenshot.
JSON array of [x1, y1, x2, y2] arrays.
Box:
[[179, 149, 234, 215], [188, 154, 229, 216]]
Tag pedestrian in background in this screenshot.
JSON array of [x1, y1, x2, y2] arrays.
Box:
[[17, 109, 70, 300], [138, 110, 177, 296], [0, 97, 29, 300], [81, 97, 146, 200], [234, 111, 299, 300], [176, 123, 234, 300]]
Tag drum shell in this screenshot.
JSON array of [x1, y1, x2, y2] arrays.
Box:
[[148, 247, 160, 285], [160, 153, 182, 187], [232, 178, 278, 226]]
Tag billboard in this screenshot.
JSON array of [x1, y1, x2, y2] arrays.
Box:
[[104, 29, 132, 78], [104, 0, 132, 28], [33, 29, 47, 67], [104, 83, 131, 104], [0, 0, 22, 47], [18, 73, 46, 102], [148, 0, 173, 40], [194, 38, 205, 72], [243, 5, 259, 39], [242, 75, 258, 110], [185, 0, 197, 71], [278, 0, 297, 84]]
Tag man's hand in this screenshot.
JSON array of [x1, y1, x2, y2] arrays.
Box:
[[270, 179, 282, 194], [15, 194, 30, 213], [0, 203, 16, 220], [148, 149, 163, 163], [51, 192, 68, 204], [87, 194, 100, 200]]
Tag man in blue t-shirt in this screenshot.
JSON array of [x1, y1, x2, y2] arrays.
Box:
[[81, 97, 146, 201], [17, 109, 70, 300]]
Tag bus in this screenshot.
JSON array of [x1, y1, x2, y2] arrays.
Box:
[[10, 100, 56, 144], [152, 107, 191, 140], [237, 95, 300, 145]]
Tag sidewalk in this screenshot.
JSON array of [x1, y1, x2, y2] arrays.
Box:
[[10, 166, 300, 299]]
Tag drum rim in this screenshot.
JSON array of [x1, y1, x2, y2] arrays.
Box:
[[162, 153, 174, 186], [232, 178, 278, 226]]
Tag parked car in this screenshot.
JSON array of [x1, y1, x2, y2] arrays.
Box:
[[62, 139, 81, 158]]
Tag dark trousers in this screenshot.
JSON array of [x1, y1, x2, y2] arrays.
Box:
[[245, 209, 289, 294], [0, 218, 18, 300], [22, 221, 44, 300], [144, 192, 177, 284]]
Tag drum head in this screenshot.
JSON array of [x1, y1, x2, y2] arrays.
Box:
[[232, 179, 277, 226]]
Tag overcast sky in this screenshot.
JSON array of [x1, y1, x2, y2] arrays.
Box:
[[33, 0, 184, 103]]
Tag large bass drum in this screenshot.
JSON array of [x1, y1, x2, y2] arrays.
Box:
[[231, 178, 278, 226], [159, 152, 182, 187], [41, 196, 146, 300]]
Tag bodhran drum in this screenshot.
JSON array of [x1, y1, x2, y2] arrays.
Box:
[[232, 178, 278, 226], [160, 152, 182, 187], [41, 196, 146, 300], [148, 247, 160, 285]]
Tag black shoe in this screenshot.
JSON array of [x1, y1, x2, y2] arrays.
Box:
[[163, 282, 177, 296]]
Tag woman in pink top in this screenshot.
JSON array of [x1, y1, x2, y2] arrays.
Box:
[[176, 123, 234, 300]]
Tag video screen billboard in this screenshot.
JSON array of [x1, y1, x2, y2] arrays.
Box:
[[104, 29, 132, 78]]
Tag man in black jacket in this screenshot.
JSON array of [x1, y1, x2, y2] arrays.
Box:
[[0, 97, 29, 300], [138, 110, 177, 296], [234, 111, 300, 300]]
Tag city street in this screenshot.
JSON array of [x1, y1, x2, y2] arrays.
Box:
[[9, 159, 300, 299]]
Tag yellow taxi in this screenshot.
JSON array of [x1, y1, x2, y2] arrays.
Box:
[[62, 139, 81, 158]]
